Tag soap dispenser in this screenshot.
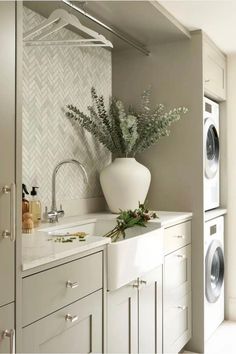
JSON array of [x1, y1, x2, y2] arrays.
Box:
[[29, 186, 42, 227], [22, 184, 29, 220]]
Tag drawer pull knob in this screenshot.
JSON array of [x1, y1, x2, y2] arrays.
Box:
[[177, 305, 187, 311], [140, 280, 147, 285], [66, 281, 79, 289], [205, 79, 210, 83], [174, 235, 185, 239], [65, 314, 79, 323], [2, 230, 11, 238], [176, 254, 186, 259], [133, 283, 139, 288]]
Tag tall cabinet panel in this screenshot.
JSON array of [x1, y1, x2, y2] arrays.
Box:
[[0, 1, 16, 308], [0, 303, 15, 354]]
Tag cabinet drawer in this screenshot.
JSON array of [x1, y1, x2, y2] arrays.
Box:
[[22, 290, 103, 354], [164, 221, 191, 255], [204, 40, 226, 101], [164, 292, 191, 354], [23, 252, 103, 326], [164, 245, 191, 305]]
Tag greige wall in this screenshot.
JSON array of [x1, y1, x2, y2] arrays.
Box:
[[113, 32, 205, 353], [225, 55, 236, 320], [22, 7, 111, 215]]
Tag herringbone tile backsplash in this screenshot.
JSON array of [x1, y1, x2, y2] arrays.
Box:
[[22, 7, 112, 213]]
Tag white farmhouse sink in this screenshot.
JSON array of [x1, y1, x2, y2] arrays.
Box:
[[39, 218, 119, 237], [107, 224, 163, 290], [39, 218, 163, 291]]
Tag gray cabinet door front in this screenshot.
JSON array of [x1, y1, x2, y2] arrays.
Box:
[[22, 291, 103, 354], [139, 267, 163, 354], [0, 1, 16, 307], [0, 303, 15, 354], [107, 284, 138, 354]]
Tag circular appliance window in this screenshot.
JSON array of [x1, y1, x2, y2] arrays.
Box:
[[204, 119, 219, 179], [205, 240, 224, 303]]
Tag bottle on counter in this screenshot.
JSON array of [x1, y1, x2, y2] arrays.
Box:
[[29, 186, 41, 227], [22, 184, 29, 221]]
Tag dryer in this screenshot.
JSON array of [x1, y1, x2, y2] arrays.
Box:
[[204, 216, 224, 341], [204, 97, 220, 211]]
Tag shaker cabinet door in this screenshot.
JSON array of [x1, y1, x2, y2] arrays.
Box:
[[204, 39, 226, 101], [22, 290, 103, 354], [107, 283, 138, 354], [139, 267, 163, 354], [0, 2, 16, 307], [0, 303, 15, 354]]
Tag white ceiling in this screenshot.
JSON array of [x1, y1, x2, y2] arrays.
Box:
[[159, 0, 236, 54]]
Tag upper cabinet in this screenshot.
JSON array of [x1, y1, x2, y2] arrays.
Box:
[[203, 35, 227, 101]]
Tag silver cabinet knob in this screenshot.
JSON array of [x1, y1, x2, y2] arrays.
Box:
[[139, 280, 147, 285], [174, 235, 185, 239], [2, 230, 11, 238], [177, 305, 187, 311], [66, 280, 79, 289], [2, 329, 15, 354], [2, 186, 11, 194], [65, 314, 78, 323], [176, 254, 186, 259], [132, 281, 139, 288]]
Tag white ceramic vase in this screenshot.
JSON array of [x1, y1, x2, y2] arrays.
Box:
[[100, 158, 151, 213]]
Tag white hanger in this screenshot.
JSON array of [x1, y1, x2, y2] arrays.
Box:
[[23, 9, 113, 48]]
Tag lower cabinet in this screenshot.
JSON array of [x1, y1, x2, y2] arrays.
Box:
[[163, 240, 192, 354], [164, 292, 191, 354], [107, 266, 162, 354], [138, 267, 163, 354], [22, 290, 103, 354], [0, 303, 15, 354], [107, 281, 138, 354]]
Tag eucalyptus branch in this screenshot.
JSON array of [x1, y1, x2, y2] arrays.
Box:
[[65, 88, 188, 157]]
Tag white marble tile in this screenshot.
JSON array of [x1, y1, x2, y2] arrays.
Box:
[[22, 7, 112, 211]]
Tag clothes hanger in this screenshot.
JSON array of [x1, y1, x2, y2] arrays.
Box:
[[23, 9, 113, 48]]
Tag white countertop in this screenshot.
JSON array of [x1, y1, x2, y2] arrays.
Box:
[[205, 208, 227, 222], [22, 210, 192, 273], [152, 211, 192, 228]]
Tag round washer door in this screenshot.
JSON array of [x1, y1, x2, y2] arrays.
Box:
[[205, 240, 224, 303], [204, 118, 219, 179]]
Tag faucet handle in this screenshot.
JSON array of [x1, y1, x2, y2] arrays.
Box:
[[47, 210, 59, 223], [43, 206, 48, 222], [57, 204, 65, 218]]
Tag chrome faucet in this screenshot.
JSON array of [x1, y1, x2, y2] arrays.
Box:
[[47, 159, 88, 223]]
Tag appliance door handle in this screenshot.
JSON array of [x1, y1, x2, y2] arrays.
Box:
[[1, 183, 15, 242], [2, 329, 15, 354]]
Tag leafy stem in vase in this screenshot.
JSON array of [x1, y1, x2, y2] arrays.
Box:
[[65, 87, 188, 157]]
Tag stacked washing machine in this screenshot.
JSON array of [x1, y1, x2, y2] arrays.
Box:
[[203, 97, 225, 340]]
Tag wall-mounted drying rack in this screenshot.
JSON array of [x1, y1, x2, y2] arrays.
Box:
[[62, 0, 150, 56], [23, 8, 113, 48]]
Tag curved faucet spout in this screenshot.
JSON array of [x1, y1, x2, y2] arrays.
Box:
[[51, 159, 88, 218]]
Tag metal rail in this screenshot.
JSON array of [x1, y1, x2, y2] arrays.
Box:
[[62, 0, 150, 56]]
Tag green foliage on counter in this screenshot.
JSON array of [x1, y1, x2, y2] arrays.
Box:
[[65, 87, 188, 157], [103, 202, 158, 242]]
